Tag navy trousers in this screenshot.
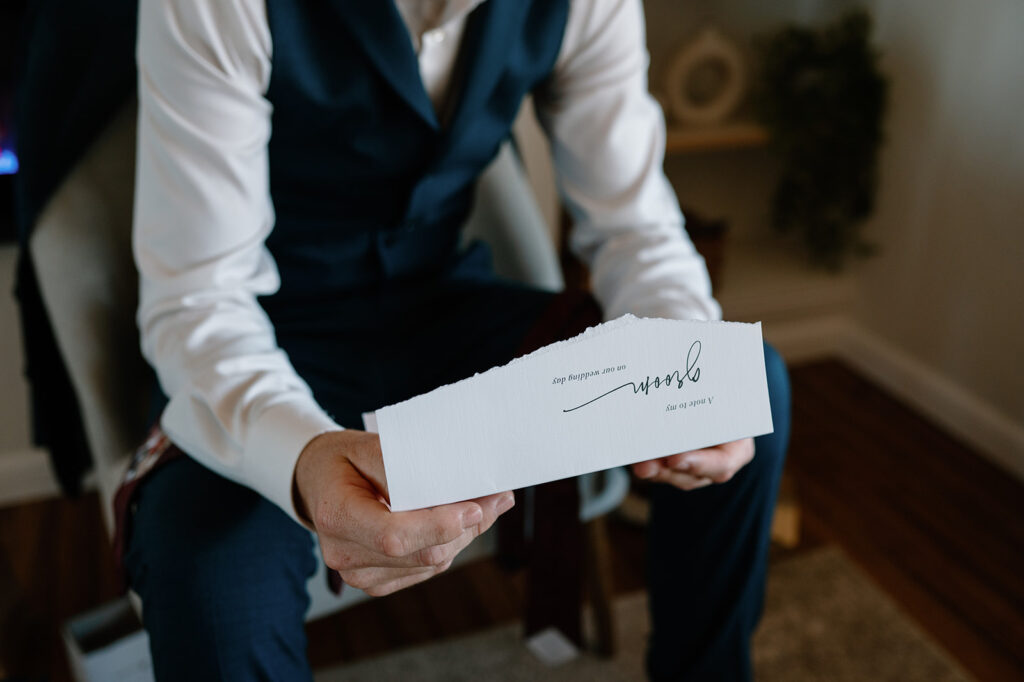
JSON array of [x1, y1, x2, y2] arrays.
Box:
[[125, 277, 790, 680], [647, 342, 789, 681]]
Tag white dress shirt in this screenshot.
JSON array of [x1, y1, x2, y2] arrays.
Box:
[[134, 0, 722, 523]]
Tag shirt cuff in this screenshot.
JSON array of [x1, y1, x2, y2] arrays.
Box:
[[244, 397, 342, 526]]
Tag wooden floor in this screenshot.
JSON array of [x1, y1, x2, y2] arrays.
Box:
[[1, 360, 1022, 681], [787, 361, 1024, 682]]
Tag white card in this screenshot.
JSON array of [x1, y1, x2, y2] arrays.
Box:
[[372, 315, 773, 511]]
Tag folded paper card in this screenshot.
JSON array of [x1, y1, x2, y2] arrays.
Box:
[[371, 315, 773, 511]]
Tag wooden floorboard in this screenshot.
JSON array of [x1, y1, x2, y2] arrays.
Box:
[[0, 494, 120, 682], [787, 361, 1024, 682], [0, 359, 1021, 681]]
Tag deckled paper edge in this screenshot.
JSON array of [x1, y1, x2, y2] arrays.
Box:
[[376, 314, 761, 415], [378, 316, 769, 510]]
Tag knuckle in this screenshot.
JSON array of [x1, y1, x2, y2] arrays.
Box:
[[322, 547, 343, 570], [438, 518, 461, 543], [434, 558, 454, 575], [416, 544, 447, 567], [340, 571, 371, 591], [377, 529, 406, 558]]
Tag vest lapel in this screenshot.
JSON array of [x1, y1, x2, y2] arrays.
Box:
[[329, 0, 440, 130], [444, 0, 532, 137]]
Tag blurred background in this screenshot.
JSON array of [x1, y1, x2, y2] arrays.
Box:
[[1, 0, 1021, 680], [0, 0, 28, 457]]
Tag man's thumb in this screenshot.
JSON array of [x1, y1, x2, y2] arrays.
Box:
[[345, 432, 390, 502]]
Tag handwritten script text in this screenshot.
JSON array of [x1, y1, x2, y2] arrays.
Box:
[[563, 340, 702, 413]]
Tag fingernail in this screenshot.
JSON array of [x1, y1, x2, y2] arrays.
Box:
[[496, 492, 515, 514], [463, 505, 483, 527]]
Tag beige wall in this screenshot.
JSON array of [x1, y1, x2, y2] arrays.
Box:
[[633, 0, 1024, 475], [642, 0, 1024, 466], [858, 0, 1024, 427]]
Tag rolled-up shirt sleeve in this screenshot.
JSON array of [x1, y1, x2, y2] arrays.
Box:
[[535, 0, 723, 323], [134, 0, 340, 523]]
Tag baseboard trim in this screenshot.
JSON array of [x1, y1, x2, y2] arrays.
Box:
[[837, 324, 1024, 482], [0, 448, 62, 507], [762, 315, 848, 363], [758, 315, 1024, 481]]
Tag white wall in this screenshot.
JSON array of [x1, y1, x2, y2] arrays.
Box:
[[857, 0, 1024, 429]]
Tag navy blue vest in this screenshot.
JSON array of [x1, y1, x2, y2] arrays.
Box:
[[261, 0, 569, 311]]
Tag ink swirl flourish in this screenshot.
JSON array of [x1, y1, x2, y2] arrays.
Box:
[[563, 340, 702, 413]]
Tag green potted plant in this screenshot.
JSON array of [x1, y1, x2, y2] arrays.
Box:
[[753, 9, 888, 269]]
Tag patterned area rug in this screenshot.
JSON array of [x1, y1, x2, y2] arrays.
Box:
[[316, 547, 973, 681]]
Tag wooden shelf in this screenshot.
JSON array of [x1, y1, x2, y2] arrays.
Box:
[[665, 122, 770, 154]]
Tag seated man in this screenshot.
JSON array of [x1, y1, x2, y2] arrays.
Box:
[[125, 0, 790, 679]]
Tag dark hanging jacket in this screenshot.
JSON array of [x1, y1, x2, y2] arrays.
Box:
[[14, 0, 138, 493]]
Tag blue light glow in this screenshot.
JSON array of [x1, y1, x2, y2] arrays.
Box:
[[0, 148, 17, 175]]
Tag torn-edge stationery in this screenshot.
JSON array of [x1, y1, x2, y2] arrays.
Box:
[[368, 314, 773, 511]]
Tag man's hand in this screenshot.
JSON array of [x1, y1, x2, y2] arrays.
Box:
[[294, 430, 515, 597], [631, 438, 755, 491]]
